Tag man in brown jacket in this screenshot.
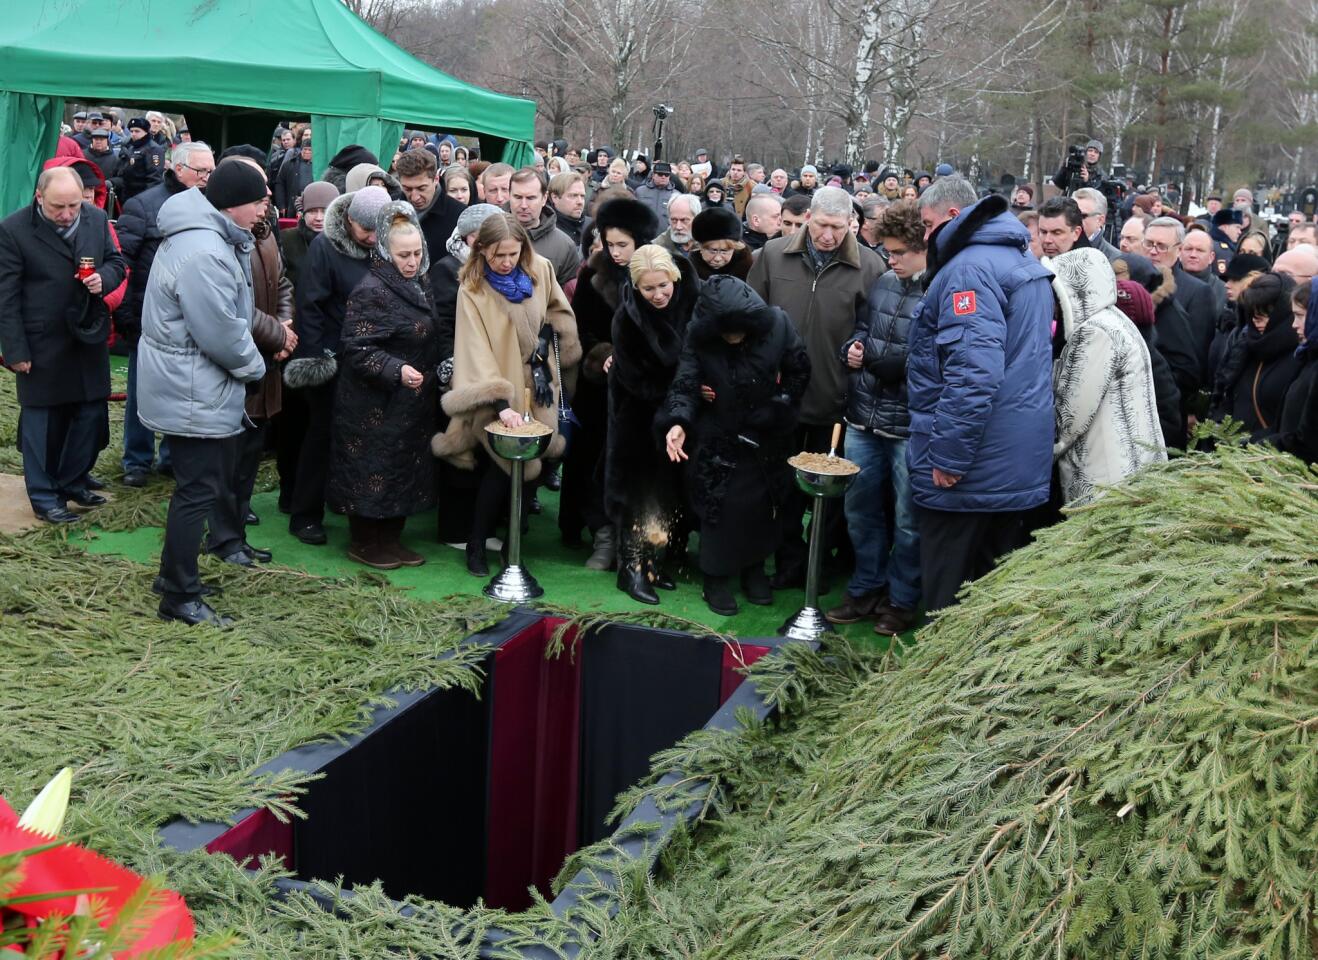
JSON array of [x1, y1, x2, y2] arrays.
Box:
[[747, 185, 884, 586]]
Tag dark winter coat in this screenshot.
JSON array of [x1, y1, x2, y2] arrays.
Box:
[[430, 254, 461, 369], [322, 145, 379, 195], [418, 192, 467, 289], [85, 145, 126, 204], [555, 209, 585, 248], [657, 277, 810, 570], [692, 244, 754, 282], [1171, 263, 1218, 389], [279, 222, 317, 291], [117, 136, 166, 200], [634, 177, 677, 231], [1265, 358, 1316, 463], [746, 228, 884, 426], [290, 193, 371, 368], [843, 269, 924, 440], [115, 169, 190, 342], [1211, 308, 1302, 439], [571, 250, 629, 430], [328, 258, 439, 518], [274, 153, 315, 218], [604, 254, 701, 525], [0, 199, 125, 407], [907, 194, 1054, 512]]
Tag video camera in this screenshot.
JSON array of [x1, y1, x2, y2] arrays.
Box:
[[653, 104, 674, 120]]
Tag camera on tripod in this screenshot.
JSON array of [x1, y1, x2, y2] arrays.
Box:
[[653, 104, 674, 120], [1065, 144, 1087, 180]]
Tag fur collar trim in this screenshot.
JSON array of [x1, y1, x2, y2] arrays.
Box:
[[322, 193, 370, 261]]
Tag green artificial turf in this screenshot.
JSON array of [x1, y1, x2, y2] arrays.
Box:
[[81, 484, 892, 646]]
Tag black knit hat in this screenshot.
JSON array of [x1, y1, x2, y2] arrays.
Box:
[[205, 157, 268, 210], [692, 206, 743, 244]]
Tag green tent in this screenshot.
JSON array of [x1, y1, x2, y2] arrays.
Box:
[[0, 0, 536, 214]]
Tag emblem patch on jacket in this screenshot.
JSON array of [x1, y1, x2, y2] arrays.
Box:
[[952, 290, 976, 315]]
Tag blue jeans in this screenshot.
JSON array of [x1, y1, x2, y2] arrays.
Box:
[[123, 346, 170, 473], [843, 426, 921, 610]]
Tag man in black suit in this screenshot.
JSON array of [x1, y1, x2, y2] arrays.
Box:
[[0, 166, 127, 523]]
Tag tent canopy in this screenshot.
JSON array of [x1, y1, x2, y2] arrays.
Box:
[[0, 0, 536, 212]]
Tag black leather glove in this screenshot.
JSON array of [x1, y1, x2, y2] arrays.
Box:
[[530, 360, 553, 408], [531, 324, 552, 365]]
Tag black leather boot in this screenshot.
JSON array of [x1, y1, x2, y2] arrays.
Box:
[[617, 544, 660, 604], [703, 574, 738, 616]]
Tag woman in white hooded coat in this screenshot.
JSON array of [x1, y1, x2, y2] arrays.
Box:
[[1045, 247, 1167, 505]]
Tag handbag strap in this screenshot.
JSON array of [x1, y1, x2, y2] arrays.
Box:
[[551, 328, 569, 418]]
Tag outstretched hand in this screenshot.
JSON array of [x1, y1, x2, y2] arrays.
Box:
[[665, 425, 688, 462]]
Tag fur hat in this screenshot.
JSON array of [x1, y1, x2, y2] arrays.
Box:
[[1211, 208, 1243, 227], [1222, 254, 1269, 281], [692, 206, 743, 244], [593, 196, 659, 246], [127, 117, 150, 133]]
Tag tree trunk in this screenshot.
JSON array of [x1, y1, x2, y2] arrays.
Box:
[[843, 0, 882, 167], [1151, 5, 1175, 185]]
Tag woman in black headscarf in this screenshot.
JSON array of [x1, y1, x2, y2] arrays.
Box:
[[1211, 271, 1301, 440]]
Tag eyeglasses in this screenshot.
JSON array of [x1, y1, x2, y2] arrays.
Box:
[[701, 247, 735, 260], [180, 163, 214, 179], [1142, 239, 1178, 253]]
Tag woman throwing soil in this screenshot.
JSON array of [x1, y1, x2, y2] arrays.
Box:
[[606, 244, 701, 604]]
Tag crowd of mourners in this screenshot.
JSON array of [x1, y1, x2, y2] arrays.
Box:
[[1, 115, 1315, 629]]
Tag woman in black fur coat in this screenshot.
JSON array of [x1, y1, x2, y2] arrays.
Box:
[[606, 245, 701, 604], [658, 277, 811, 617], [560, 197, 659, 570]]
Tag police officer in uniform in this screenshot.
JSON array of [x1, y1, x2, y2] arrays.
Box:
[[1207, 208, 1242, 278], [118, 117, 165, 201]]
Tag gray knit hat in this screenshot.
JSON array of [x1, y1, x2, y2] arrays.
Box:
[[347, 186, 391, 226], [456, 202, 503, 237], [300, 180, 339, 213]]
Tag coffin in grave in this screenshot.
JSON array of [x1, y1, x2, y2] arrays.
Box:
[[159, 611, 806, 938]]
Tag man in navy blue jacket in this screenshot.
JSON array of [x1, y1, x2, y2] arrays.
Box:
[[907, 177, 1055, 610]]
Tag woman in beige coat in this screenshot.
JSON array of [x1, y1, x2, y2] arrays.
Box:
[[431, 213, 580, 575]]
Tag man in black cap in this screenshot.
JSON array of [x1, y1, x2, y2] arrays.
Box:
[[85, 128, 125, 204], [72, 111, 99, 152], [137, 158, 269, 626], [118, 118, 165, 200], [635, 160, 678, 231], [0, 166, 127, 524]]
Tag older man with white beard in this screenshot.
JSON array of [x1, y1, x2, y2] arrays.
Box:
[[656, 193, 700, 256]]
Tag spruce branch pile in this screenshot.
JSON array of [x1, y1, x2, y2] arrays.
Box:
[[559, 447, 1317, 959]]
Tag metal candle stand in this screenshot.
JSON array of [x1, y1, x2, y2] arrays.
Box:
[[483, 423, 552, 604], [779, 426, 855, 642]]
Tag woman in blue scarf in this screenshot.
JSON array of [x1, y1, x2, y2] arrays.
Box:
[[431, 212, 581, 575]]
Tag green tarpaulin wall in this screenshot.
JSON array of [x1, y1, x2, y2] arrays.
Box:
[[0, 0, 536, 215]]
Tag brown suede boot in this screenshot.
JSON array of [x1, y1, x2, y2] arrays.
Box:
[[347, 516, 401, 570], [381, 517, 424, 567]]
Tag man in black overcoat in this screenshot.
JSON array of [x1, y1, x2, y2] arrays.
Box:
[[0, 166, 127, 523]]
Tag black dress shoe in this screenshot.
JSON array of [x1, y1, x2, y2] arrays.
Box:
[[36, 506, 82, 524], [158, 598, 234, 627], [617, 563, 660, 605], [291, 523, 327, 545], [86, 475, 106, 490], [214, 547, 256, 568], [121, 470, 149, 488], [152, 577, 222, 598], [465, 542, 489, 577], [68, 490, 107, 507], [769, 563, 805, 590], [543, 466, 562, 491], [242, 543, 272, 563], [245, 511, 260, 526], [528, 494, 543, 515]]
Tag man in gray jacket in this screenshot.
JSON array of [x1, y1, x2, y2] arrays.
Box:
[[138, 159, 268, 626]]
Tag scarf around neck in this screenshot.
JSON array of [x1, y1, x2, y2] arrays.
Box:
[[485, 264, 534, 303]]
